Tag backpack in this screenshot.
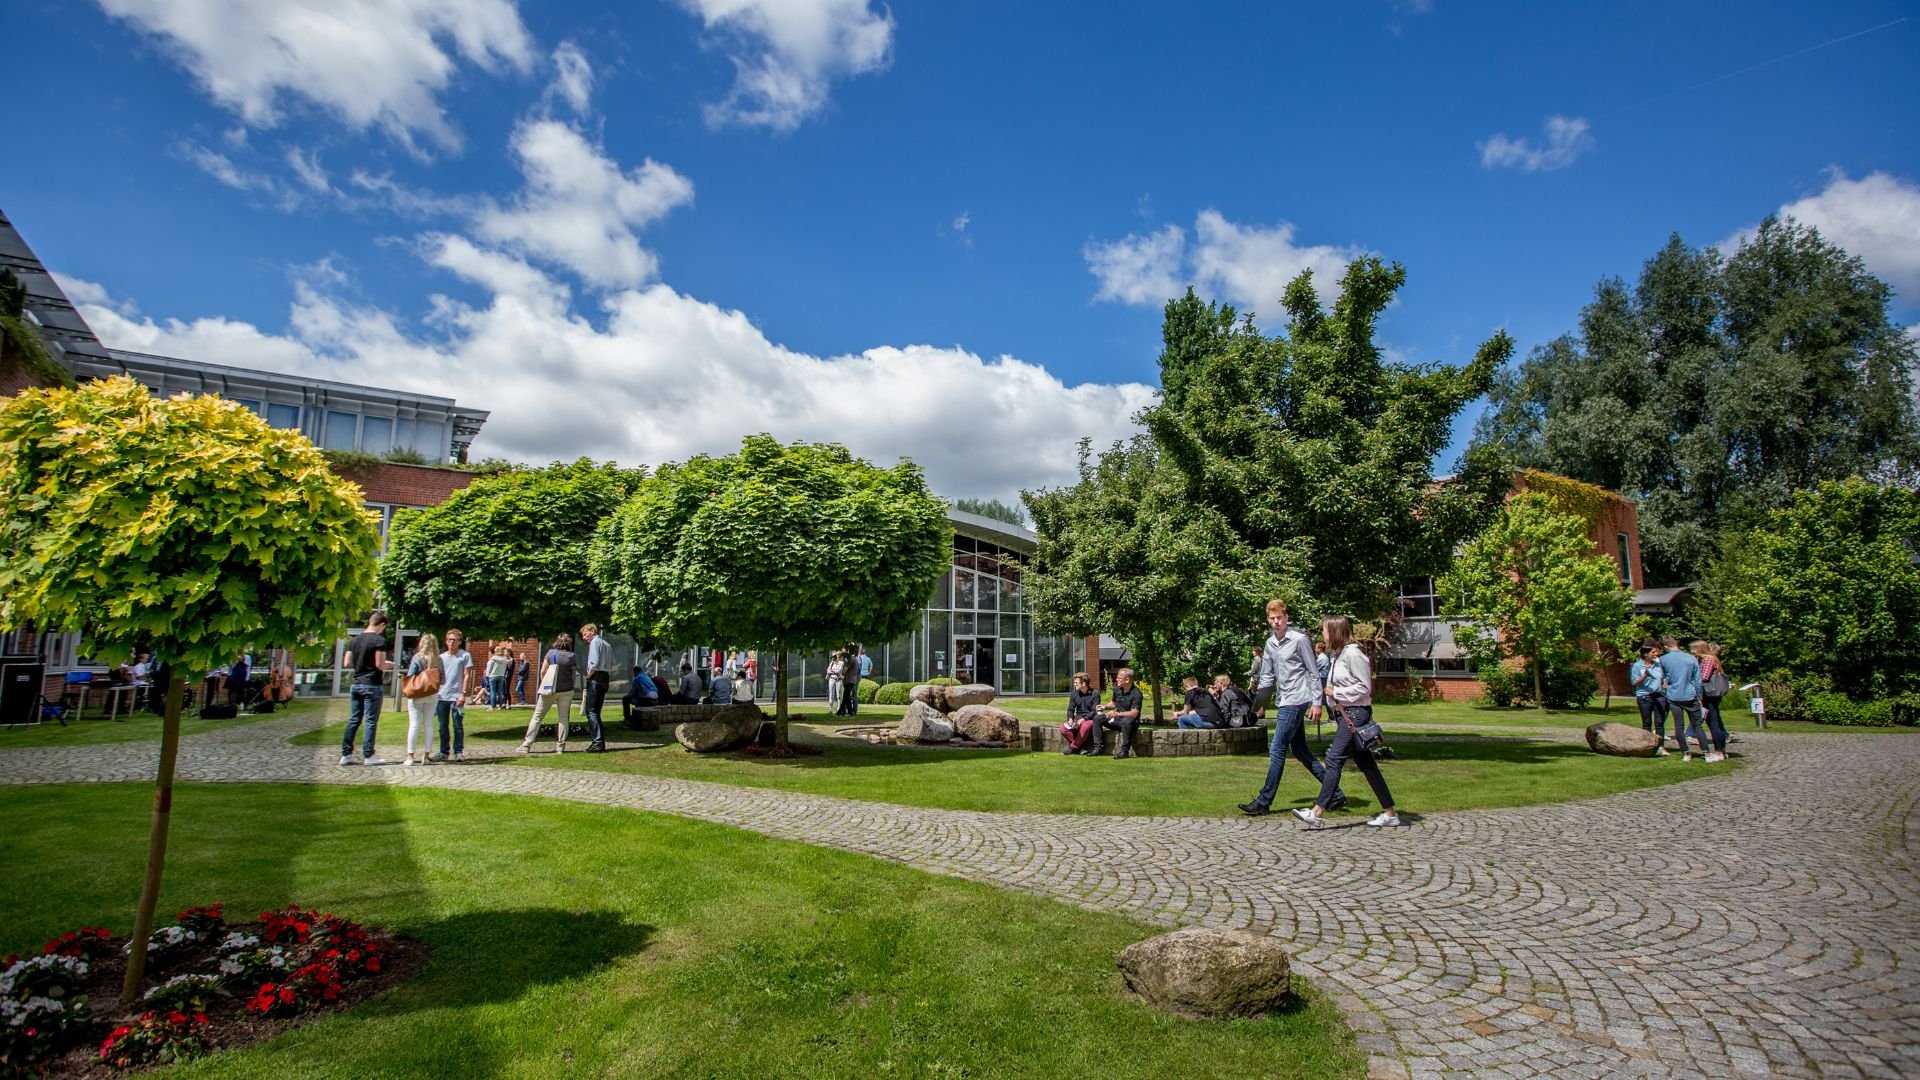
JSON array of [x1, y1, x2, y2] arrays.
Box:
[[1220, 686, 1255, 728]]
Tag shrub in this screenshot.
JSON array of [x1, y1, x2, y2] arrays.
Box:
[[1477, 661, 1597, 708], [873, 682, 914, 705], [129, 925, 202, 969], [1802, 692, 1897, 727], [0, 955, 89, 1000], [175, 904, 227, 935], [246, 960, 343, 1016], [42, 927, 115, 960], [1478, 664, 1526, 708], [214, 933, 289, 986], [927, 677, 958, 686], [856, 678, 880, 703], [99, 1010, 210, 1069], [2, 993, 89, 1073], [142, 973, 228, 1012]]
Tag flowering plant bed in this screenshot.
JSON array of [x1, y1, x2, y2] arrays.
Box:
[[3, 905, 426, 1078]]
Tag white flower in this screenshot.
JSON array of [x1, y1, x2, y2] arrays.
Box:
[[217, 931, 260, 952]]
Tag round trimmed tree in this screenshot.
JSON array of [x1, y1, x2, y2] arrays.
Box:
[[590, 435, 950, 747], [377, 459, 645, 640], [0, 375, 381, 999]]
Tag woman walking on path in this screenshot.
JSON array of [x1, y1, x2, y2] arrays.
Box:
[[1292, 616, 1403, 829], [520, 633, 577, 754], [433, 629, 473, 762], [1630, 644, 1672, 757], [485, 648, 512, 709], [1692, 641, 1731, 762], [401, 632, 440, 767]]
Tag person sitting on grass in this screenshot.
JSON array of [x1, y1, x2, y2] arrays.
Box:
[[1292, 615, 1403, 829], [1090, 667, 1143, 759], [1175, 674, 1226, 728]]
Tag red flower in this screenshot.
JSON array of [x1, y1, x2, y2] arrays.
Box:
[[366, 957, 382, 972]]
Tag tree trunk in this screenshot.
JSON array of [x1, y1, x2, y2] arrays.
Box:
[[773, 647, 790, 749], [1144, 630, 1165, 724], [1532, 653, 1546, 712], [121, 674, 185, 1003]]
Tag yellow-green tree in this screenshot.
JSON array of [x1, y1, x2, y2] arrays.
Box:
[[0, 376, 380, 1000]]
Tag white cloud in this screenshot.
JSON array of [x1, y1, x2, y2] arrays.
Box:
[[547, 41, 594, 115], [59, 258, 1155, 503], [97, 0, 534, 153], [676, 0, 893, 131], [1746, 170, 1920, 298], [1478, 115, 1593, 172], [472, 120, 696, 287], [284, 147, 332, 192], [176, 141, 306, 209], [949, 210, 973, 248], [1086, 212, 1369, 317]]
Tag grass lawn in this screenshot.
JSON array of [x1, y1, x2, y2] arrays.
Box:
[[0, 697, 323, 747], [294, 701, 1736, 818], [0, 783, 1363, 1079]]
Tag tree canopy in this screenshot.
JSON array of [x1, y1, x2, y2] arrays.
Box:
[[0, 376, 381, 667], [952, 496, 1026, 526], [1473, 219, 1919, 584], [377, 459, 645, 640], [590, 435, 949, 741], [1438, 493, 1638, 707], [1691, 477, 1920, 703]]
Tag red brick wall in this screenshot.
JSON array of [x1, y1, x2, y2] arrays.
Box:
[[0, 365, 46, 398], [333, 461, 479, 508]]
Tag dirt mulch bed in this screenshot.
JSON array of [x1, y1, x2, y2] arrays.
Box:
[[28, 923, 428, 1078]]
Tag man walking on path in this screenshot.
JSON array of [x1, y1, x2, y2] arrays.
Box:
[[340, 611, 392, 766], [1240, 600, 1345, 815], [581, 624, 613, 753]]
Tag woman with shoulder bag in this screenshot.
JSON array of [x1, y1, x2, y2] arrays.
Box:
[[400, 633, 441, 767], [1692, 641, 1731, 762], [1292, 616, 1404, 829], [519, 633, 577, 754]]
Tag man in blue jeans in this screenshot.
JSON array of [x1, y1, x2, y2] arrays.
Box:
[[340, 611, 392, 766], [1239, 599, 1345, 815]]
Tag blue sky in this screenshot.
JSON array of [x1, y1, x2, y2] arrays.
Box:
[[6, 1, 1917, 502]]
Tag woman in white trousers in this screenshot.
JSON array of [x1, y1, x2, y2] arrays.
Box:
[[402, 632, 440, 766]]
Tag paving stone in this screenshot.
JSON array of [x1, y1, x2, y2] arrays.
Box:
[[3, 710, 1917, 1079]]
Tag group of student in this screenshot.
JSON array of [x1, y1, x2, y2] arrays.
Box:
[[1630, 637, 1732, 762], [1059, 600, 1403, 830]]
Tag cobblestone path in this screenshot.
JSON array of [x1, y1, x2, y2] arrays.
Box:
[[4, 710, 1916, 1080]]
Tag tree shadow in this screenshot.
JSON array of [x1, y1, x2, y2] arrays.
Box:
[[364, 909, 654, 1011]]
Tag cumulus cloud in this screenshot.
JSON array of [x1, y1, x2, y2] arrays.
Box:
[[1733, 169, 1920, 298], [97, 0, 534, 153], [1478, 115, 1593, 172], [471, 120, 696, 288], [61, 257, 1154, 502], [676, 0, 893, 131], [1086, 212, 1369, 318]]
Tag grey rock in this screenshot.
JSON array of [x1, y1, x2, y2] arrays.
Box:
[[950, 704, 1020, 743], [944, 682, 997, 709], [1586, 721, 1662, 757], [671, 704, 764, 752], [895, 700, 955, 742], [1116, 928, 1293, 1020]]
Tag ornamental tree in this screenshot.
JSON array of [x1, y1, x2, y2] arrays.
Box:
[[1691, 477, 1920, 702], [590, 435, 949, 747], [0, 376, 380, 1000], [377, 459, 646, 640], [1438, 493, 1637, 708]]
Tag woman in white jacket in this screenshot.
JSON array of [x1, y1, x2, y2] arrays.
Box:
[[1292, 616, 1403, 829]]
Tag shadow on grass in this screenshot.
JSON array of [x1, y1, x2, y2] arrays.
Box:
[[378, 908, 655, 1009]]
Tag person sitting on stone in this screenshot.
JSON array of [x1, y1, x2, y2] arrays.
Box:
[[729, 666, 756, 705], [702, 663, 734, 705], [623, 668, 660, 725], [1091, 667, 1144, 759], [673, 662, 702, 704], [1175, 674, 1226, 729], [1213, 674, 1255, 728]]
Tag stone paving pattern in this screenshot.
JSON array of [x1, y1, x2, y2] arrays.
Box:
[[4, 709, 1916, 1079]]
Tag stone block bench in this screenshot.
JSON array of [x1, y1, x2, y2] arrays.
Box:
[[1026, 723, 1269, 758]]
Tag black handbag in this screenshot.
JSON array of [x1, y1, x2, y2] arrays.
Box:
[[1328, 650, 1385, 751]]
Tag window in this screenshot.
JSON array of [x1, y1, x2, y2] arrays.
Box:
[[1398, 577, 1439, 619], [230, 398, 263, 415], [323, 410, 359, 450], [393, 417, 416, 453], [364, 503, 397, 552], [1616, 533, 1633, 588], [954, 570, 977, 610], [266, 403, 300, 429], [361, 416, 394, 455]]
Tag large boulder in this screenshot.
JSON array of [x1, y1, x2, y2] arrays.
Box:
[[672, 705, 765, 752], [908, 683, 948, 712], [944, 682, 997, 709], [950, 704, 1020, 743], [1586, 721, 1662, 757], [895, 700, 955, 743], [1115, 928, 1293, 1020]]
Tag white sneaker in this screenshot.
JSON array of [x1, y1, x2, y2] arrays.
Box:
[[1654, 747, 1669, 757], [454, 752, 465, 763], [517, 744, 530, 755], [1681, 752, 1692, 762], [1706, 752, 1725, 763], [1290, 808, 1324, 829], [363, 755, 386, 766], [1365, 812, 1405, 828], [339, 755, 358, 766], [402, 758, 415, 767]]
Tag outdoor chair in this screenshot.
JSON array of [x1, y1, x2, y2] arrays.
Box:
[[60, 671, 94, 716]]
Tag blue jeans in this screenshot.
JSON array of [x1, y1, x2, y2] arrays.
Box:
[[1669, 697, 1709, 753], [1176, 713, 1218, 729], [1252, 703, 1342, 809], [341, 684, 381, 758], [488, 676, 507, 706], [435, 699, 464, 756]]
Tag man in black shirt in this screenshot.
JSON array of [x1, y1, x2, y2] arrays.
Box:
[[340, 611, 392, 766], [1175, 675, 1226, 728], [1092, 667, 1144, 759]]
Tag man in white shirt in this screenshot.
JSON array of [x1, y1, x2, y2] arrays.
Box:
[[1239, 599, 1345, 816], [581, 623, 614, 753]]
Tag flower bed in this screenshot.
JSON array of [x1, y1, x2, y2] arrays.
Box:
[[2, 904, 425, 1077]]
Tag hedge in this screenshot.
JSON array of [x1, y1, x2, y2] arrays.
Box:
[[874, 682, 914, 705], [856, 678, 880, 703]]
